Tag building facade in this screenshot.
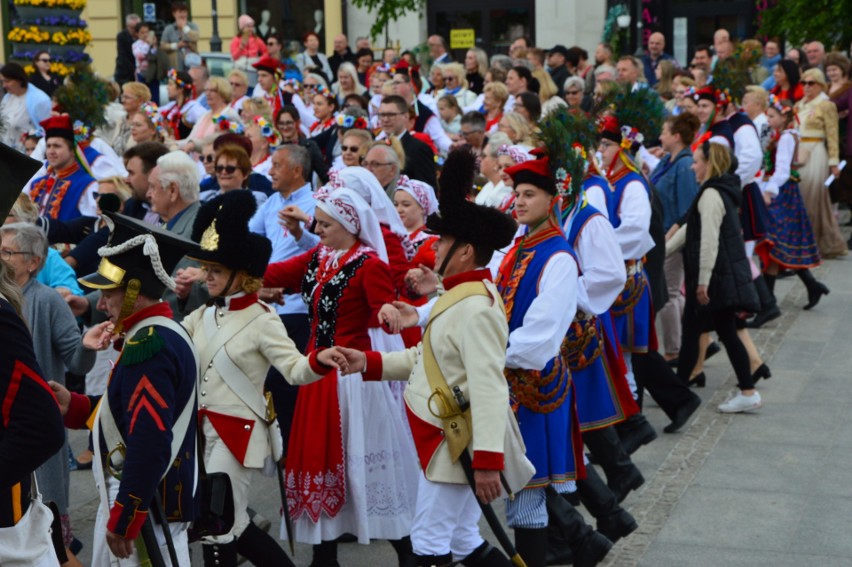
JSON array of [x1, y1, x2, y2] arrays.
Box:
[[1, 0, 764, 82]]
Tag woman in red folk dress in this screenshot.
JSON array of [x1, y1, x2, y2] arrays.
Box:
[[263, 187, 419, 567], [392, 175, 439, 347]]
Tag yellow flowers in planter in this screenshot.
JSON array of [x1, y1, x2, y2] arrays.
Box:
[[24, 62, 74, 76], [8, 26, 50, 42], [8, 26, 90, 45], [52, 29, 91, 45], [14, 0, 87, 9]]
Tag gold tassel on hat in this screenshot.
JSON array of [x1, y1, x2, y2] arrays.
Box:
[[114, 278, 142, 336]]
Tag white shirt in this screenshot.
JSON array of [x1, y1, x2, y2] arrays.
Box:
[[613, 179, 655, 261], [504, 251, 578, 370], [475, 180, 512, 208], [564, 210, 627, 315], [731, 118, 763, 188], [760, 129, 795, 197], [583, 180, 610, 220]]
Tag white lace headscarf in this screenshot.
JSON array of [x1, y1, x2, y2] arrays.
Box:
[[315, 187, 388, 262], [394, 176, 439, 220]]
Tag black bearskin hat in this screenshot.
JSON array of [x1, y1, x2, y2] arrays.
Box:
[[189, 191, 272, 278], [425, 148, 517, 252]]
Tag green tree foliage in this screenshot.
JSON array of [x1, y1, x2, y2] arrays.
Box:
[[349, 0, 426, 43], [757, 0, 852, 50]]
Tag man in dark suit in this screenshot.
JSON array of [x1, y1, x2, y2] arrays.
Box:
[[428, 34, 452, 65], [377, 95, 438, 190], [114, 14, 139, 85], [328, 33, 357, 79]]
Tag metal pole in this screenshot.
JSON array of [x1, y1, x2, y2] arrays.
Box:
[[209, 0, 222, 52]]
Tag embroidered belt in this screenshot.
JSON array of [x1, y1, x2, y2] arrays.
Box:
[[562, 315, 603, 372], [800, 137, 825, 142], [611, 268, 646, 316], [505, 347, 571, 414]]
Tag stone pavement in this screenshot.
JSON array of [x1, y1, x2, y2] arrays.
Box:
[[67, 254, 850, 566]]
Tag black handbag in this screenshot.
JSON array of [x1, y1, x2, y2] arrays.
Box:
[[188, 436, 235, 542]]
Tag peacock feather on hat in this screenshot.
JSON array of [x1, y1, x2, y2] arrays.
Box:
[[710, 49, 756, 106], [597, 82, 666, 147], [53, 64, 110, 136], [537, 107, 596, 199]]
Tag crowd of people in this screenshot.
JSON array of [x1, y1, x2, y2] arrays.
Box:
[[0, 8, 849, 567]]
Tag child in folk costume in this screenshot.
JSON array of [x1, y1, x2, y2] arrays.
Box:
[[182, 191, 344, 567], [756, 96, 829, 310], [497, 150, 612, 567], [263, 188, 420, 566], [339, 149, 535, 566]]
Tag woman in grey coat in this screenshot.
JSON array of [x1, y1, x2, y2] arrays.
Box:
[[0, 222, 96, 554]]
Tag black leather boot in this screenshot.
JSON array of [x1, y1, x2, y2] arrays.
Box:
[[389, 536, 418, 567], [203, 541, 239, 567], [234, 522, 294, 567], [414, 552, 453, 567], [746, 274, 781, 328], [544, 487, 612, 567], [576, 466, 637, 543], [461, 541, 514, 566], [797, 269, 829, 310], [309, 541, 340, 567], [615, 413, 657, 456], [516, 527, 549, 567], [583, 426, 644, 503]]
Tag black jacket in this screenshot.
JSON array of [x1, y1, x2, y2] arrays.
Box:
[[328, 48, 356, 79], [399, 131, 438, 189], [115, 29, 136, 85], [683, 173, 759, 313]]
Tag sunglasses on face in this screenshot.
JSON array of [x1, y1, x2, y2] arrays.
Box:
[[215, 165, 239, 174], [38, 58, 51, 63], [341, 144, 360, 152], [203, 154, 215, 163], [800, 80, 819, 86]]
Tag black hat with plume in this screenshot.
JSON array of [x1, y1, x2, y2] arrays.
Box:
[[425, 148, 517, 264]]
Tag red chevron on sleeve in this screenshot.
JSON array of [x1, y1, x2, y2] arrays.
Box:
[[3, 360, 58, 427], [127, 376, 168, 434]]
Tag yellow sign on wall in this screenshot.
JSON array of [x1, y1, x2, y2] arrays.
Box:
[[450, 29, 475, 50]]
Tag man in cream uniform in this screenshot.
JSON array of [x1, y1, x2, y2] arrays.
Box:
[[341, 150, 532, 567]]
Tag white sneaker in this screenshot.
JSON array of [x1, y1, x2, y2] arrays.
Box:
[[718, 391, 763, 413]]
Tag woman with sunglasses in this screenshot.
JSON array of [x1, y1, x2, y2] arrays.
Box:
[[437, 62, 477, 110], [338, 128, 373, 169], [795, 67, 846, 258], [28, 51, 61, 98], [201, 144, 267, 206]]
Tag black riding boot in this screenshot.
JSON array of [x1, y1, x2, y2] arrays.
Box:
[[797, 269, 829, 310], [309, 541, 339, 567], [389, 536, 418, 567], [544, 487, 612, 567], [235, 522, 294, 567], [583, 426, 644, 503], [203, 541, 239, 567], [516, 527, 549, 567], [576, 465, 637, 543], [746, 274, 781, 328], [615, 413, 657, 456], [461, 541, 515, 566]]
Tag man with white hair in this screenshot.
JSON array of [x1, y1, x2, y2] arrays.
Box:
[[145, 151, 208, 317], [364, 143, 402, 198], [804, 40, 826, 71]]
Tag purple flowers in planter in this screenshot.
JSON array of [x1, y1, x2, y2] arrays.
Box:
[[11, 49, 91, 62], [15, 16, 87, 27]]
